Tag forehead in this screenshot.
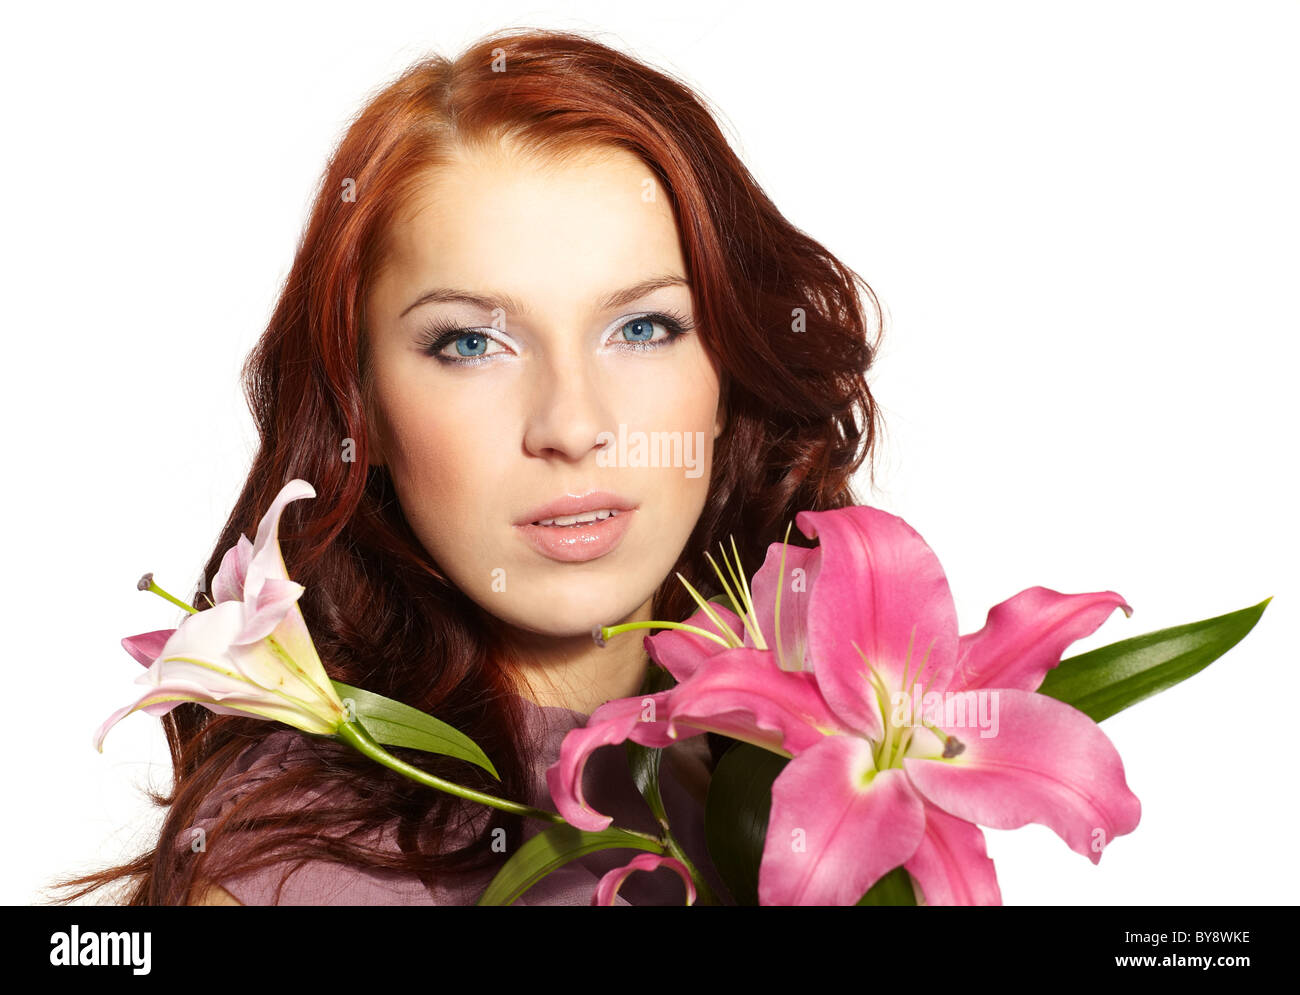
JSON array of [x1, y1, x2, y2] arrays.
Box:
[[376, 141, 688, 314]]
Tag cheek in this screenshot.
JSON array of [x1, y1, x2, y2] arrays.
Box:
[[614, 343, 719, 431], [378, 378, 515, 541], [611, 350, 720, 506]]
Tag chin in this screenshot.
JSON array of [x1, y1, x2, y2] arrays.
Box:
[[481, 584, 653, 641]]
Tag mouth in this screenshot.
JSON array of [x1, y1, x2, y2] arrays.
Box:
[[514, 491, 638, 528], [514, 494, 637, 563], [530, 508, 624, 527], [515, 511, 634, 563]]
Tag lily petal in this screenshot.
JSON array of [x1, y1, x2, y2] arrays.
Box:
[[591, 853, 696, 906], [797, 507, 959, 738], [241, 478, 316, 605], [759, 736, 927, 905], [211, 534, 254, 604], [665, 648, 847, 757], [903, 688, 1141, 863], [747, 537, 819, 671], [954, 586, 1133, 692], [93, 675, 342, 751], [903, 798, 1002, 905], [208, 480, 330, 701], [157, 601, 300, 696], [121, 629, 175, 668], [237, 576, 307, 645], [144, 601, 342, 720], [644, 602, 746, 682], [545, 692, 679, 831], [93, 699, 154, 751], [261, 599, 342, 710]]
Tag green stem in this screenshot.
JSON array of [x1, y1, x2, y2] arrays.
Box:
[[661, 830, 720, 906], [336, 719, 570, 826], [336, 720, 663, 849]]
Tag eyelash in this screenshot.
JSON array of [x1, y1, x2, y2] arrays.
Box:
[[416, 309, 697, 366]]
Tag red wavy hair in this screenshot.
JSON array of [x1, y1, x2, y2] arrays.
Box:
[[54, 26, 884, 905]]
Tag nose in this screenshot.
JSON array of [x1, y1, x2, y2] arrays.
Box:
[[520, 351, 615, 463]]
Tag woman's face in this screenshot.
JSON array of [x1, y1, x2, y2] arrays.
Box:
[[364, 141, 725, 641]]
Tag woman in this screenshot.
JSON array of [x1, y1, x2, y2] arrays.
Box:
[[59, 26, 881, 905]]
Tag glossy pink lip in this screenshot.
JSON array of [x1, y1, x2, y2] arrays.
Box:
[[515, 510, 634, 563], [513, 491, 638, 564], [513, 491, 638, 527]]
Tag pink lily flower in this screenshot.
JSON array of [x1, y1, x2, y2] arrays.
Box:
[[591, 853, 697, 906], [547, 694, 678, 830], [550, 507, 1141, 905], [95, 479, 347, 750]]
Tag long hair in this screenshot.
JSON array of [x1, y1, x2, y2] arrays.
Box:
[[53, 26, 884, 905]]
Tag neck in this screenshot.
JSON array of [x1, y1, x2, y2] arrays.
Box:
[[504, 596, 655, 716]]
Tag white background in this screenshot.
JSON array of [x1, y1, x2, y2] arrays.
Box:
[[2, 0, 1295, 906]]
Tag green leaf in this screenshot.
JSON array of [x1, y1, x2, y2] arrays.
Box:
[[704, 741, 789, 906], [857, 866, 918, 905], [476, 824, 663, 906], [1037, 597, 1271, 723], [329, 679, 499, 780], [624, 664, 676, 829]]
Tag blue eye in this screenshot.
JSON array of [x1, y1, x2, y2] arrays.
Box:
[[611, 312, 695, 351], [450, 331, 490, 357], [620, 317, 658, 344], [416, 321, 503, 364], [417, 309, 695, 366]]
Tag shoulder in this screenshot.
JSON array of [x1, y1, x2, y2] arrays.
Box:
[[190, 882, 241, 905], [189, 730, 472, 906], [188, 729, 316, 834]]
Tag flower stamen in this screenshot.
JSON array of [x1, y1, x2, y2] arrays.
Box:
[[137, 573, 198, 616], [672, 570, 746, 648], [593, 618, 735, 649], [851, 641, 896, 770], [773, 520, 794, 671], [729, 535, 764, 650], [704, 545, 765, 650], [895, 636, 939, 760]]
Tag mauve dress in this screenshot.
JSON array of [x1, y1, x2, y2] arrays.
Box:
[[190, 694, 724, 905]]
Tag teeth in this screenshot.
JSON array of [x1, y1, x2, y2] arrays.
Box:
[[534, 509, 620, 527]]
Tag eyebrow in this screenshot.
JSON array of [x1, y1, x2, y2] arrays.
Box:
[[398, 275, 690, 319]]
